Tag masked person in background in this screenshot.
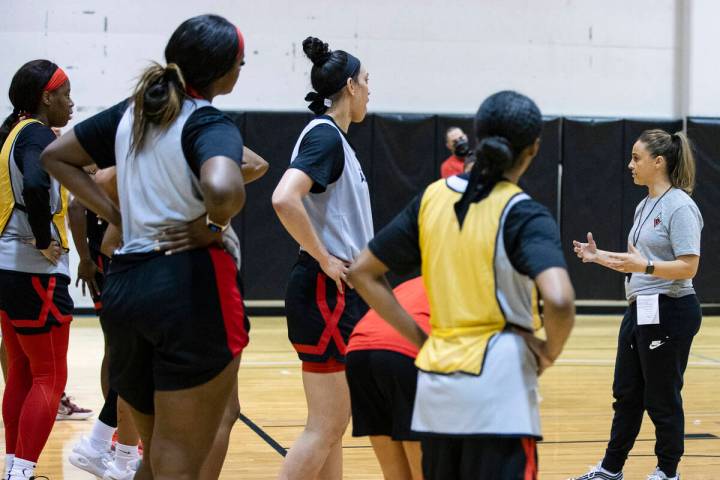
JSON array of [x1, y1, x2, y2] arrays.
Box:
[[440, 127, 470, 178]]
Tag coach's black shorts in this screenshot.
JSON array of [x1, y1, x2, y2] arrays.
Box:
[[89, 248, 110, 315], [422, 436, 538, 480], [0, 269, 73, 335], [101, 247, 249, 415], [346, 349, 420, 441], [285, 252, 368, 365]]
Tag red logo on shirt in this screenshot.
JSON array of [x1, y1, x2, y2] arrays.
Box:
[[654, 215, 662, 227]]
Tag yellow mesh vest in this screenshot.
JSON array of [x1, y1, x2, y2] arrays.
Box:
[[0, 119, 69, 248], [416, 179, 536, 375]]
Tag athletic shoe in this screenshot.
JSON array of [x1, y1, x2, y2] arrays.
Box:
[[647, 468, 679, 480], [569, 462, 624, 479], [102, 461, 136, 480], [56, 393, 94, 421], [7, 472, 48, 480], [69, 436, 113, 477]]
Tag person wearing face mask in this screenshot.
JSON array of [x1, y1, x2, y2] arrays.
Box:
[[570, 130, 703, 480], [272, 36, 373, 480], [0, 59, 75, 480], [440, 126, 471, 178]]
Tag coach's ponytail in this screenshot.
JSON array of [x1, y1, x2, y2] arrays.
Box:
[[638, 129, 696, 195]]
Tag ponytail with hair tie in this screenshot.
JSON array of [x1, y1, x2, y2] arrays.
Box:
[[453, 90, 543, 227], [454, 135, 515, 226]]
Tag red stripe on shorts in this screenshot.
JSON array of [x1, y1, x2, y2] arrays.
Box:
[[11, 277, 72, 328], [292, 272, 346, 355], [208, 247, 248, 356], [522, 437, 537, 480]]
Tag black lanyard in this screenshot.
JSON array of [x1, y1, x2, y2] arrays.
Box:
[[626, 186, 672, 280]]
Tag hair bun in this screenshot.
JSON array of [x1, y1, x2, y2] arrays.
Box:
[[302, 36, 332, 66]]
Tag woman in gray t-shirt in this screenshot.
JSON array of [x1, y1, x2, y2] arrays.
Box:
[[570, 129, 703, 480]]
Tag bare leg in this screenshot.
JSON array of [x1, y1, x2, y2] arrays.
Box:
[[277, 370, 350, 480], [126, 401, 154, 480], [199, 373, 240, 480], [369, 436, 413, 480], [150, 357, 240, 480], [116, 396, 140, 445], [402, 441, 423, 480]]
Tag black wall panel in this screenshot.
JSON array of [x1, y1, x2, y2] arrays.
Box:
[[687, 119, 720, 302], [226, 111, 711, 302], [561, 118, 625, 299], [621, 120, 683, 252], [242, 112, 313, 299], [371, 114, 437, 230], [520, 118, 562, 218], [346, 115, 375, 196]]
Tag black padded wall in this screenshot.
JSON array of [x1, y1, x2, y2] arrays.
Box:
[[242, 112, 312, 299], [227, 111, 714, 302], [371, 114, 437, 230], [520, 118, 562, 218], [687, 119, 720, 302], [561, 118, 625, 299], [346, 115, 375, 195]]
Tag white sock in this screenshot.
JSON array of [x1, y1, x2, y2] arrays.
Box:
[[89, 419, 116, 451], [8, 457, 34, 478], [600, 465, 619, 475], [114, 443, 139, 471], [4, 454, 14, 478]]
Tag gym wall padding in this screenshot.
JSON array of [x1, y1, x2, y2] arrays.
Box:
[[241, 112, 312, 299], [687, 119, 720, 302], [561, 118, 625, 300], [227, 111, 717, 302], [371, 114, 438, 230], [520, 118, 562, 218]]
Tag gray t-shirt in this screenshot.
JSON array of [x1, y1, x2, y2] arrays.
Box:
[[625, 188, 703, 301]]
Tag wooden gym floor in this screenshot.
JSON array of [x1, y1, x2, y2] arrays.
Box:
[[1, 314, 718, 479]]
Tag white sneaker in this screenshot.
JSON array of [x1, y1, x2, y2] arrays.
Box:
[[569, 461, 624, 479], [647, 467, 679, 480], [68, 436, 113, 477], [102, 460, 135, 480]]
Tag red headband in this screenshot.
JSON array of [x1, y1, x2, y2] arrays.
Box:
[[44, 67, 68, 92], [236, 27, 244, 59]]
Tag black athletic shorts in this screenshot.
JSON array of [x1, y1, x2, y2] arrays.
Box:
[[0, 269, 73, 335], [101, 247, 249, 414], [285, 251, 368, 366], [346, 349, 420, 441], [422, 436, 538, 480], [89, 248, 110, 315]]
